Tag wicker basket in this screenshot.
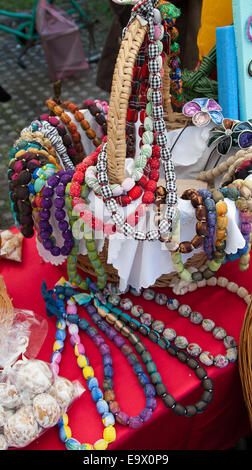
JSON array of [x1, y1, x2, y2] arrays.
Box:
[[77, 14, 206, 287]]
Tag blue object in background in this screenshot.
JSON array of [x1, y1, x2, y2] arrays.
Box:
[[232, 0, 252, 121], [216, 25, 239, 120]]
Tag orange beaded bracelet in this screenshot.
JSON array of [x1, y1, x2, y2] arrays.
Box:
[[61, 100, 102, 149], [46, 99, 85, 161]]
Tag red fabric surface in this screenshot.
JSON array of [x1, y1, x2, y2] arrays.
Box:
[[0, 229, 250, 450]]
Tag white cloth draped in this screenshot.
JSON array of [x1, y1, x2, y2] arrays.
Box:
[[36, 114, 245, 291]]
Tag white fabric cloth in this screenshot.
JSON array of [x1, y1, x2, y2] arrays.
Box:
[[36, 115, 246, 290]]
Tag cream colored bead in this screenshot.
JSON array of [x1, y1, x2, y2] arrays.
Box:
[[236, 149, 248, 158], [227, 281, 239, 293], [246, 199, 252, 211], [217, 276, 228, 287], [237, 287, 249, 298], [197, 279, 206, 288], [239, 263, 249, 272], [233, 179, 244, 189], [187, 266, 198, 274], [206, 277, 217, 287], [240, 253, 250, 265], [188, 282, 198, 292], [240, 186, 251, 199], [244, 179, 252, 191]]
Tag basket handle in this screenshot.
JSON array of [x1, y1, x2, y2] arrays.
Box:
[[106, 17, 148, 184]]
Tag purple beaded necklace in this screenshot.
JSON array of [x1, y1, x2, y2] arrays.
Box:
[[39, 170, 75, 257], [84, 302, 156, 428]]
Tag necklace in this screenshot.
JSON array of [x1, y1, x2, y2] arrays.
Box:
[[92, 293, 213, 416], [97, 282, 239, 368], [43, 284, 116, 450]]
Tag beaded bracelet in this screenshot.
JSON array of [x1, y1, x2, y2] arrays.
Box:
[[198, 189, 216, 260], [23, 120, 75, 171], [39, 113, 79, 166], [46, 99, 85, 158], [60, 100, 103, 150], [82, 99, 107, 137], [14, 130, 59, 161], [178, 189, 208, 254], [39, 171, 75, 257], [171, 190, 228, 282], [218, 185, 252, 271], [8, 145, 58, 236]]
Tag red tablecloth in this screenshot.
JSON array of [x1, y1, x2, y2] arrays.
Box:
[[0, 230, 250, 450]]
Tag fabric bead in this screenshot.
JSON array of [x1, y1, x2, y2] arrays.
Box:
[[103, 426, 116, 443], [187, 343, 202, 357], [128, 416, 142, 429], [152, 320, 165, 333], [96, 399, 109, 415], [213, 326, 227, 340], [155, 293, 167, 305], [214, 354, 229, 368], [174, 336, 188, 349], [190, 312, 203, 325], [94, 439, 108, 450], [131, 305, 144, 317], [140, 313, 152, 326], [167, 298, 180, 311], [226, 347, 238, 362], [142, 289, 155, 300], [178, 304, 192, 317], [199, 351, 214, 366], [163, 328, 176, 341], [223, 336, 237, 349], [202, 319, 215, 332]]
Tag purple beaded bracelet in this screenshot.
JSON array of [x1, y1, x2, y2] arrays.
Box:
[[198, 190, 216, 260], [39, 170, 75, 257]]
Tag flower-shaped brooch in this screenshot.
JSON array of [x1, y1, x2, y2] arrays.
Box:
[[182, 98, 224, 127], [208, 119, 252, 155]]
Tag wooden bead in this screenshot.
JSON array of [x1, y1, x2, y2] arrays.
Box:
[[191, 193, 203, 208], [179, 241, 193, 254], [196, 205, 207, 221], [196, 221, 208, 236], [191, 235, 204, 249], [156, 186, 166, 197]]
